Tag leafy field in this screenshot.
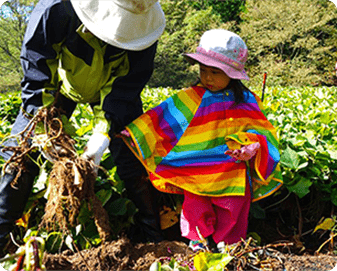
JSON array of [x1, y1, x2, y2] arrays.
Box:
[[265, 86, 337, 202], [0, 85, 336, 270]]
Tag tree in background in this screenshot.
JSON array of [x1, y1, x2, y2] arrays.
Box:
[[148, 0, 242, 88], [150, 0, 337, 88], [1, 0, 337, 90], [0, 0, 37, 91], [239, 0, 337, 87], [0, 0, 244, 91], [185, 0, 246, 23]]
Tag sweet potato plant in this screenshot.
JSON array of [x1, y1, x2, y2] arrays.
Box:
[[0, 85, 336, 255]]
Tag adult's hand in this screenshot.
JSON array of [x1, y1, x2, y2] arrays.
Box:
[[82, 133, 110, 165]]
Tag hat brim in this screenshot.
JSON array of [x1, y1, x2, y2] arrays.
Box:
[[184, 53, 249, 81], [71, 1, 165, 51]]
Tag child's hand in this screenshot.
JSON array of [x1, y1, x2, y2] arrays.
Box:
[[120, 129, 131, 137], [225, 142, 260, 161]]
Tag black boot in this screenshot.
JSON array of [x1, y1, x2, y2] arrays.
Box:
[[123, 175, 164, 243], [0, 165, 37, 254]]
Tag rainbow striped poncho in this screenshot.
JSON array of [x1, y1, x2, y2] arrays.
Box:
[[123, 85, 282, 202]]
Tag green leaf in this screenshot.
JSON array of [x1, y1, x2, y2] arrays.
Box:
[[45, 232, 63, 253], [95, 189, 112, 206], [289, 137, 306, 147], [76, 121, 93, 137], [34, 120, 46, 134], [77, 201, 92, 225], [313, 218, 335, 233], [80, 220, 99, 239], [175, 264, 190, 271], [161, 266, 173, 271], [281, 146, 300, 169], [249, 202, 266, 219], [327, 150, 337, 160], [108, 198, 132, 216], [331, 189, 337, 206], [194, 252, 233, 271], [61, 115, 77, 136], [297, 162, 309, 170], [286, 178, 312, 198]]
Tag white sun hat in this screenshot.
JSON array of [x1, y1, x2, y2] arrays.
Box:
[[70, 0, 166, 51]]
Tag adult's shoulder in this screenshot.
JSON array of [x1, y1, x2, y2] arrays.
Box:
[[30, 0, 76, 24], [24, 0, 79, 43]]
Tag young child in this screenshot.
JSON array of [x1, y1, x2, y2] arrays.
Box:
[[120, 29, 283, 251]]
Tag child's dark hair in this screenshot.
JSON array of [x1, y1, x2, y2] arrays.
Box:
[[227, 79, 249, 104], [192, 78, 249, 104]]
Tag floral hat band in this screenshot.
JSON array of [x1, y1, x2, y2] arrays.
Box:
[[183, 29, 249, 80], [195, 46, 247, 71]]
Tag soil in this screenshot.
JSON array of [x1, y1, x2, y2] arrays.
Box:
[[42, 236, 337, 271], [41, 187, 337, 271]]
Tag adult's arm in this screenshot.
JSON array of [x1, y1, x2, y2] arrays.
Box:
[[96, 42, 158, 135], [20, 0, 78, 115]]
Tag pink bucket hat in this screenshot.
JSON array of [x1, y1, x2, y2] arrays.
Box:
[[184, 29, 249, 80]]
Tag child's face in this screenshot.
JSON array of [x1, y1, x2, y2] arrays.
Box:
[[199, 64, 231, 92]]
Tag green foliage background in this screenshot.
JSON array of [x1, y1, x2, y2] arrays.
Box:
[[149, 0, 337, 88], [0, 0, 37, 92], [1, 0, 337, 90], [239, 0, 337, 87]]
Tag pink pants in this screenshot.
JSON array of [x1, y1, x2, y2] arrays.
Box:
[[180, 187, 251, 244]]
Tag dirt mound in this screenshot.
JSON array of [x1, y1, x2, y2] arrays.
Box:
[[43, 237, 337, 271], [43, 237, 193, 271], [280, 254, 337, 271]]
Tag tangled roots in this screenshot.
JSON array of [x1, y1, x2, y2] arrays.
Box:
[[39, 157, 111, 242], [2, 105, 111, 241]]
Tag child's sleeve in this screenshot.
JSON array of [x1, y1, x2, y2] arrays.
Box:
[[225, 92, 283, 201], [225, 130, 280, 185]]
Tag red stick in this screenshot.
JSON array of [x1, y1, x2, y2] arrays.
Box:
[[261, 72, 267, 102]]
